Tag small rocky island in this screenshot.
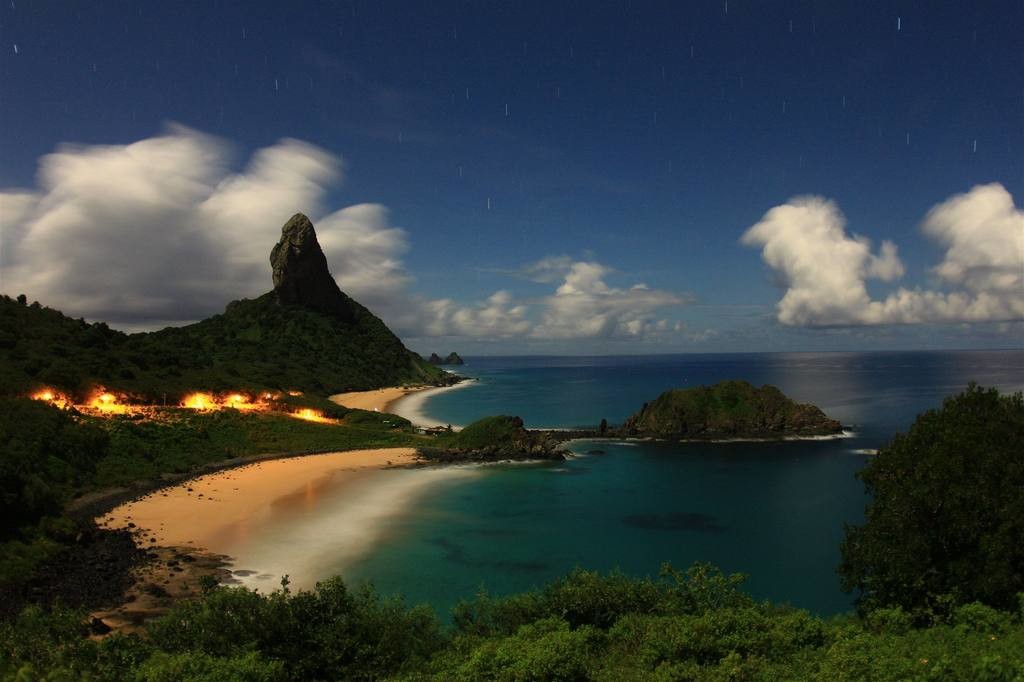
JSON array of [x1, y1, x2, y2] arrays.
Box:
[[427, 352, 465, 365], [421, 415, 566, 462], [621, 380, 842, 440]]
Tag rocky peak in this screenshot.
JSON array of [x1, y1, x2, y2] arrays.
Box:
[[270, 213, 356, 322]]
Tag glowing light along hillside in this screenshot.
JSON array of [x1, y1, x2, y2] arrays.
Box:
[[30, 387, 334, 423]]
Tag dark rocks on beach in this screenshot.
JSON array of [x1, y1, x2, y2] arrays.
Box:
[[420, 445, 566, 464], [419, 415, 568, 463], [89, 617, 113, 635], [0, 526, 147, 621]]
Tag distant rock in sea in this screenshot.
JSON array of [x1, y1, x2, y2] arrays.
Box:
[[427, 352, 465, 365], [622, 380, 842, 440]]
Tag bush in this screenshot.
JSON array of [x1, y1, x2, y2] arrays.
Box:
[[840, 385, 1024, 616]]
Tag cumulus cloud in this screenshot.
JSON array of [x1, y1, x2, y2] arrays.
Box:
[[742, 184, 1024, 326], [923, 183, 1023, 295], [1, 125, 341, 323], [1, 125, 694, 344], [316, 204, 411, 309], [533, 261, 688, 338]]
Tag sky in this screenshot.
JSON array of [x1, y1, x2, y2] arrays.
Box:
[[1, 0, 1022, 355]]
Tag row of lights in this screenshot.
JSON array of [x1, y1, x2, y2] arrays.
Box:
[[30, 388, 327, 422]]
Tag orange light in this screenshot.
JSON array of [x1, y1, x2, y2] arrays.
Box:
[[292, 408, 328, 423], [31, 389, 67, 407], [287, 390, 303, 397], [182, 393, 218, 410], [88, 391, 127, 414], [226, 393, 252, 409]]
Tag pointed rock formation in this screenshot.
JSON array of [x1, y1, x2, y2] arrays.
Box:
[[270, 213, 357, 322], [427, 352, 465, 365]]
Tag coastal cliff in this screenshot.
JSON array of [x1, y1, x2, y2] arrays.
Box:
[[622, 380, 842, 440]]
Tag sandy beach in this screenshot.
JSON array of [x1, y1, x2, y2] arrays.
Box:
[[100, 448, 420, 550], [329, 386, 429, 413], [387, 380, 476, 428], [330, 382, 476, 429]]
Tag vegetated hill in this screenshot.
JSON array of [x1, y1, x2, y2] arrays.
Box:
[[623, 380, 842, 439], [423, 415, 566, 461], [0, 214, 445, 400]]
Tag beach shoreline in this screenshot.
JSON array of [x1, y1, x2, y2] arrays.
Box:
[[329, 386, 431, 413], [330, 380, 476, 428], [88, 447, 429, 632], [99, 448, 422, 551], [386, 379, 477, 428]]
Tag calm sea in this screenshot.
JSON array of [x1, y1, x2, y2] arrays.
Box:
[[340, 350, 1024, 617]]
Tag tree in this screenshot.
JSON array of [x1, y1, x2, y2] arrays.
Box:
[[839, 384, 1024, 616]]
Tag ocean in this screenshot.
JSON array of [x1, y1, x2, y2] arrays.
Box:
[[337, 350, 1024, 616]]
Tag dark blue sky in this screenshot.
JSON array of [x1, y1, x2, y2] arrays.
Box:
[[2, 1, 1022, 352]]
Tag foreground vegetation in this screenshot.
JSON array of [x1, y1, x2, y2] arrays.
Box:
[[2, 564, 1022, 680], [2, 383, 1022, 679], [840, 384, 1024, 618]]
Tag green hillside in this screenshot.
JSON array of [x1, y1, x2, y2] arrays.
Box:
[[0, 293, 442, 401], [623, 380, 842, 439], [0, 213, 445, 401]]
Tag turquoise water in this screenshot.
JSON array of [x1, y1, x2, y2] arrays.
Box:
[[343, 351, 1024, 616]]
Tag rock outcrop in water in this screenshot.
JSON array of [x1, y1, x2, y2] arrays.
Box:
[[271, 213, 361, 322], [427, 352, 465, 365], [622, 380, 842, 440], [420, 415, 567, 462]]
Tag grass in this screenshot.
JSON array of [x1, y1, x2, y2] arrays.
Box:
[[89, 408, 426, 489]]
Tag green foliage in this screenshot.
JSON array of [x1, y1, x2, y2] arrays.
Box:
[[455, 617, 603, 681], [442, 415, 523, 450], [627, 380, 839, 438], [0, 398, 107, 538], [451, 563, 751, 639], [840, 384, 1024, 616], [90, 409, 421, 488], [0, 293, 443, 402], [147, 578, 443, 680], [134, 651, 284, 682], [2, 566, 1024, 681]]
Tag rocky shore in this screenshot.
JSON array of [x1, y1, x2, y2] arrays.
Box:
[[420, 415, 568, 463]]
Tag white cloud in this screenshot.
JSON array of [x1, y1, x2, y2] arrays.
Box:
[[450, 291, 532, 337], [741, 184, 1024, 326], [0, 125, 695, 345], [533, 261, 688, 338], [1, 125, 341, 323], [923, 183, 1023, 295], [316, 204, 411, 309], [515, 255, 576, 283]]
